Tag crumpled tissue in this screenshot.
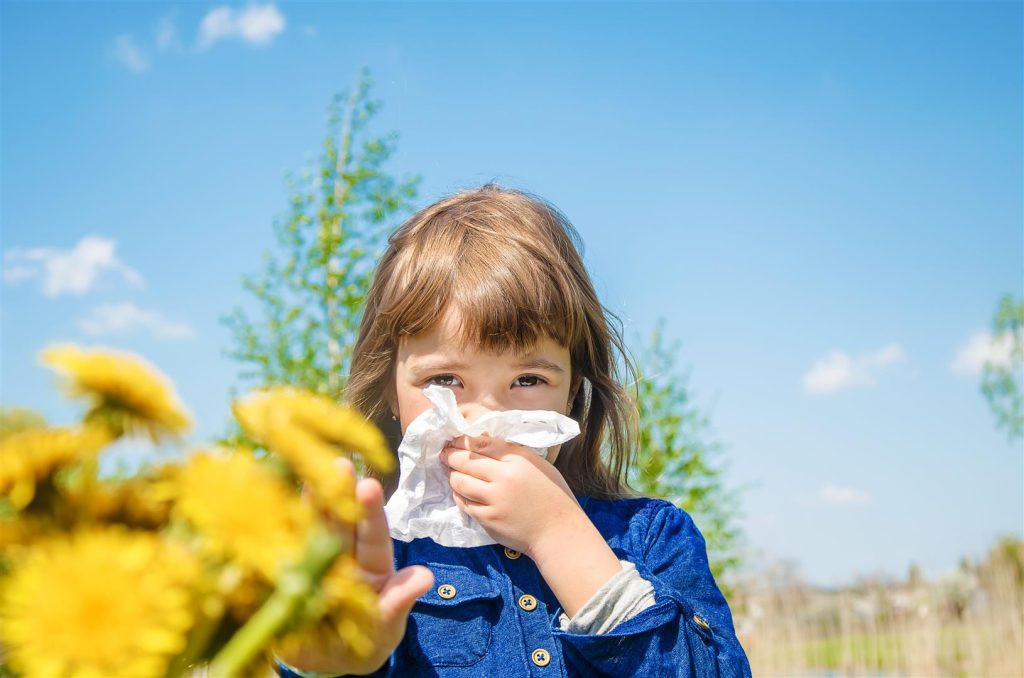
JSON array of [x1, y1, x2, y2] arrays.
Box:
[[383, 384, 580, 547]]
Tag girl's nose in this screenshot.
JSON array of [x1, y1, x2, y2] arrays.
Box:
[[458, 401, 496, 423]]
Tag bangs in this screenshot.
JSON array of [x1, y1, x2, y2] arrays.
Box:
[[376, 196, 590, 355]]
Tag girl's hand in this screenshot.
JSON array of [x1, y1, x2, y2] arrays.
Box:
[[440, 434, 588, 558], [279, 459, 434, 676]]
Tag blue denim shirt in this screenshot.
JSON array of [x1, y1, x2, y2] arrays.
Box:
[[278, 496, 751, 677]]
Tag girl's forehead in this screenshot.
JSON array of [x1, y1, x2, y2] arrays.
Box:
[[397, 330, 567, 361], [397, 306, 565, 353]]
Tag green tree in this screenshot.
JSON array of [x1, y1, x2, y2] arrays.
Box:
[[981, 293, 1023, 442], [222, 69, 419, 415], [628, 323, 744, 588]]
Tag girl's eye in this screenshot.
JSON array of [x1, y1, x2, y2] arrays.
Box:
[[427, 374, 462, 388], [514, 375, 546, 388]]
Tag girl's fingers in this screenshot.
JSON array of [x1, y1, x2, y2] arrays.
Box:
[[467, 433, 519, 456], [441, 447, 496, 481], [354, 477, 395, 579], [448, 469, 490, 503], [376, 565, 435, 644]]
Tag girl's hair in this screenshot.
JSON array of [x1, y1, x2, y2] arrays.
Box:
[[347, 183, 640, 500]]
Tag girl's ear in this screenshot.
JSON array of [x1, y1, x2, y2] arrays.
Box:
[[567, 374, 583, 414], [384, 361, 400, 420]]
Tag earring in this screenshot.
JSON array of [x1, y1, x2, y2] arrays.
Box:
[[391, 414, 398, 421]]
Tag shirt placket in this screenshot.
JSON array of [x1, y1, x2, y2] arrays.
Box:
[[499, 545, 568, 678]]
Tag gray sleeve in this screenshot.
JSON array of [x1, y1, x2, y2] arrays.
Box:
[[556, 559, 657, 635]]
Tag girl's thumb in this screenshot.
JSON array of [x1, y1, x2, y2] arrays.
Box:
[[377, 565, 434, 623]]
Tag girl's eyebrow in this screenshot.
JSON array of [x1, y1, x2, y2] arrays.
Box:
[[408, 358, 565, 375], [514, 357, 566, 373], [408, 360, 470, 377]]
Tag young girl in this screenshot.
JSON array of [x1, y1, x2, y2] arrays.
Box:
[[277, 184, 751, 676]]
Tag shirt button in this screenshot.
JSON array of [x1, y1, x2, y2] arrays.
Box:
[[531, 648, 551, 667], [693, 613, 710, 631], [518, 594, 538, 611], [437, 584, 457, 600], [504, 547, 522, 560]]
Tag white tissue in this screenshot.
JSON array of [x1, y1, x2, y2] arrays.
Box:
[[383, 385, 580, 547]]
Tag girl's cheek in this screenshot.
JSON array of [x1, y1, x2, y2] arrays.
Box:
[[397, 391, 434, 430]]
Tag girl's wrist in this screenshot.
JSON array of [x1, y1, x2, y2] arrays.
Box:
[[527, 513, 622, 619], [525, 502, 589, 563]]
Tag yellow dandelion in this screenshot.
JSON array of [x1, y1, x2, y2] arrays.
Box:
[[40, 344, 191, 441], [0, 517, 39, 551], [276, 554, 381, 664], [234, 387, 394, 473], [234, 388, 394, 525], [64, 471, 174, 529], [0, 424, 112, 509], [174, 450, 314, 581], [0, 405, 47, 440], [321, 555, 380, 659], [221, 566, 272, 622], [0, 527, 198, 678]]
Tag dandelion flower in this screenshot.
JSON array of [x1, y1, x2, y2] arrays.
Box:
[[234, 388, 394, 524], [173, 450, 314, 581], [276, 554, 381, 664], [0, 406, 47, 440], [39, 344, 191, 441], [321, 554, 380, 659], [0, 527, 198, 678], [0, 424, 111, 509], [65, 470, 174, 529], [234, 387, 394, 473]]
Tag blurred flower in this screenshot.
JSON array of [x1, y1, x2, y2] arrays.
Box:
[[65, 467, 175, 529], [220, 565, 272, 623], [173, 450, 314, 581], [0, 527, 198, 677], [234, 387, 394, 524], [276, 554, 380, 664], [39, 344, 191, 441], [321, 554, 380, 659], [0, 406, 47, 440], [0, 424, 111, 509], [234, 387, 394, 472], [0, 517, 40, 551]]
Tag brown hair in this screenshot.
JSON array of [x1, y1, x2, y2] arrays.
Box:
[[346, 183, 639, 500]]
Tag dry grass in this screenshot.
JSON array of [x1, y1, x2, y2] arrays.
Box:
[[731, 537, 1024, 677]]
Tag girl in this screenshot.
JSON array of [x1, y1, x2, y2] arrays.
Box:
[[277, 184, 751, 676]]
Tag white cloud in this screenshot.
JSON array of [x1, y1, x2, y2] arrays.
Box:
[[79, 302, 194, 340], [803, 343, 905, 395], [950, 330, 1019, 377], [113, 34, 150, 73], [819, 484, 871, 505], [2, 265, 36, 283], [197, 3, 286, 50], [303, 24, 317, 37], [155, 14, 184, 52], [3, 236, 144, 297]]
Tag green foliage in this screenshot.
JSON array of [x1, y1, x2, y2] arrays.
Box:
[[221, 68, 420, 409], [628, 322, 744, 588], [980, 293, 1023, 442]]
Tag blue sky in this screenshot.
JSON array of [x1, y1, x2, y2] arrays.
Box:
[[2, 1, 1021, 587]]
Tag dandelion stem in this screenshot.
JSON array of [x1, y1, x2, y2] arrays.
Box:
[[164, 593, 226, 678], [208, 527, 344, 677]]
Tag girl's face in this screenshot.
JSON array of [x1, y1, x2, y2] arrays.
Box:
[[393, 307, 575, 463]]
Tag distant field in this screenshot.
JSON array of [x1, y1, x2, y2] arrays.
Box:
[[733, 538, 1023, 676]]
